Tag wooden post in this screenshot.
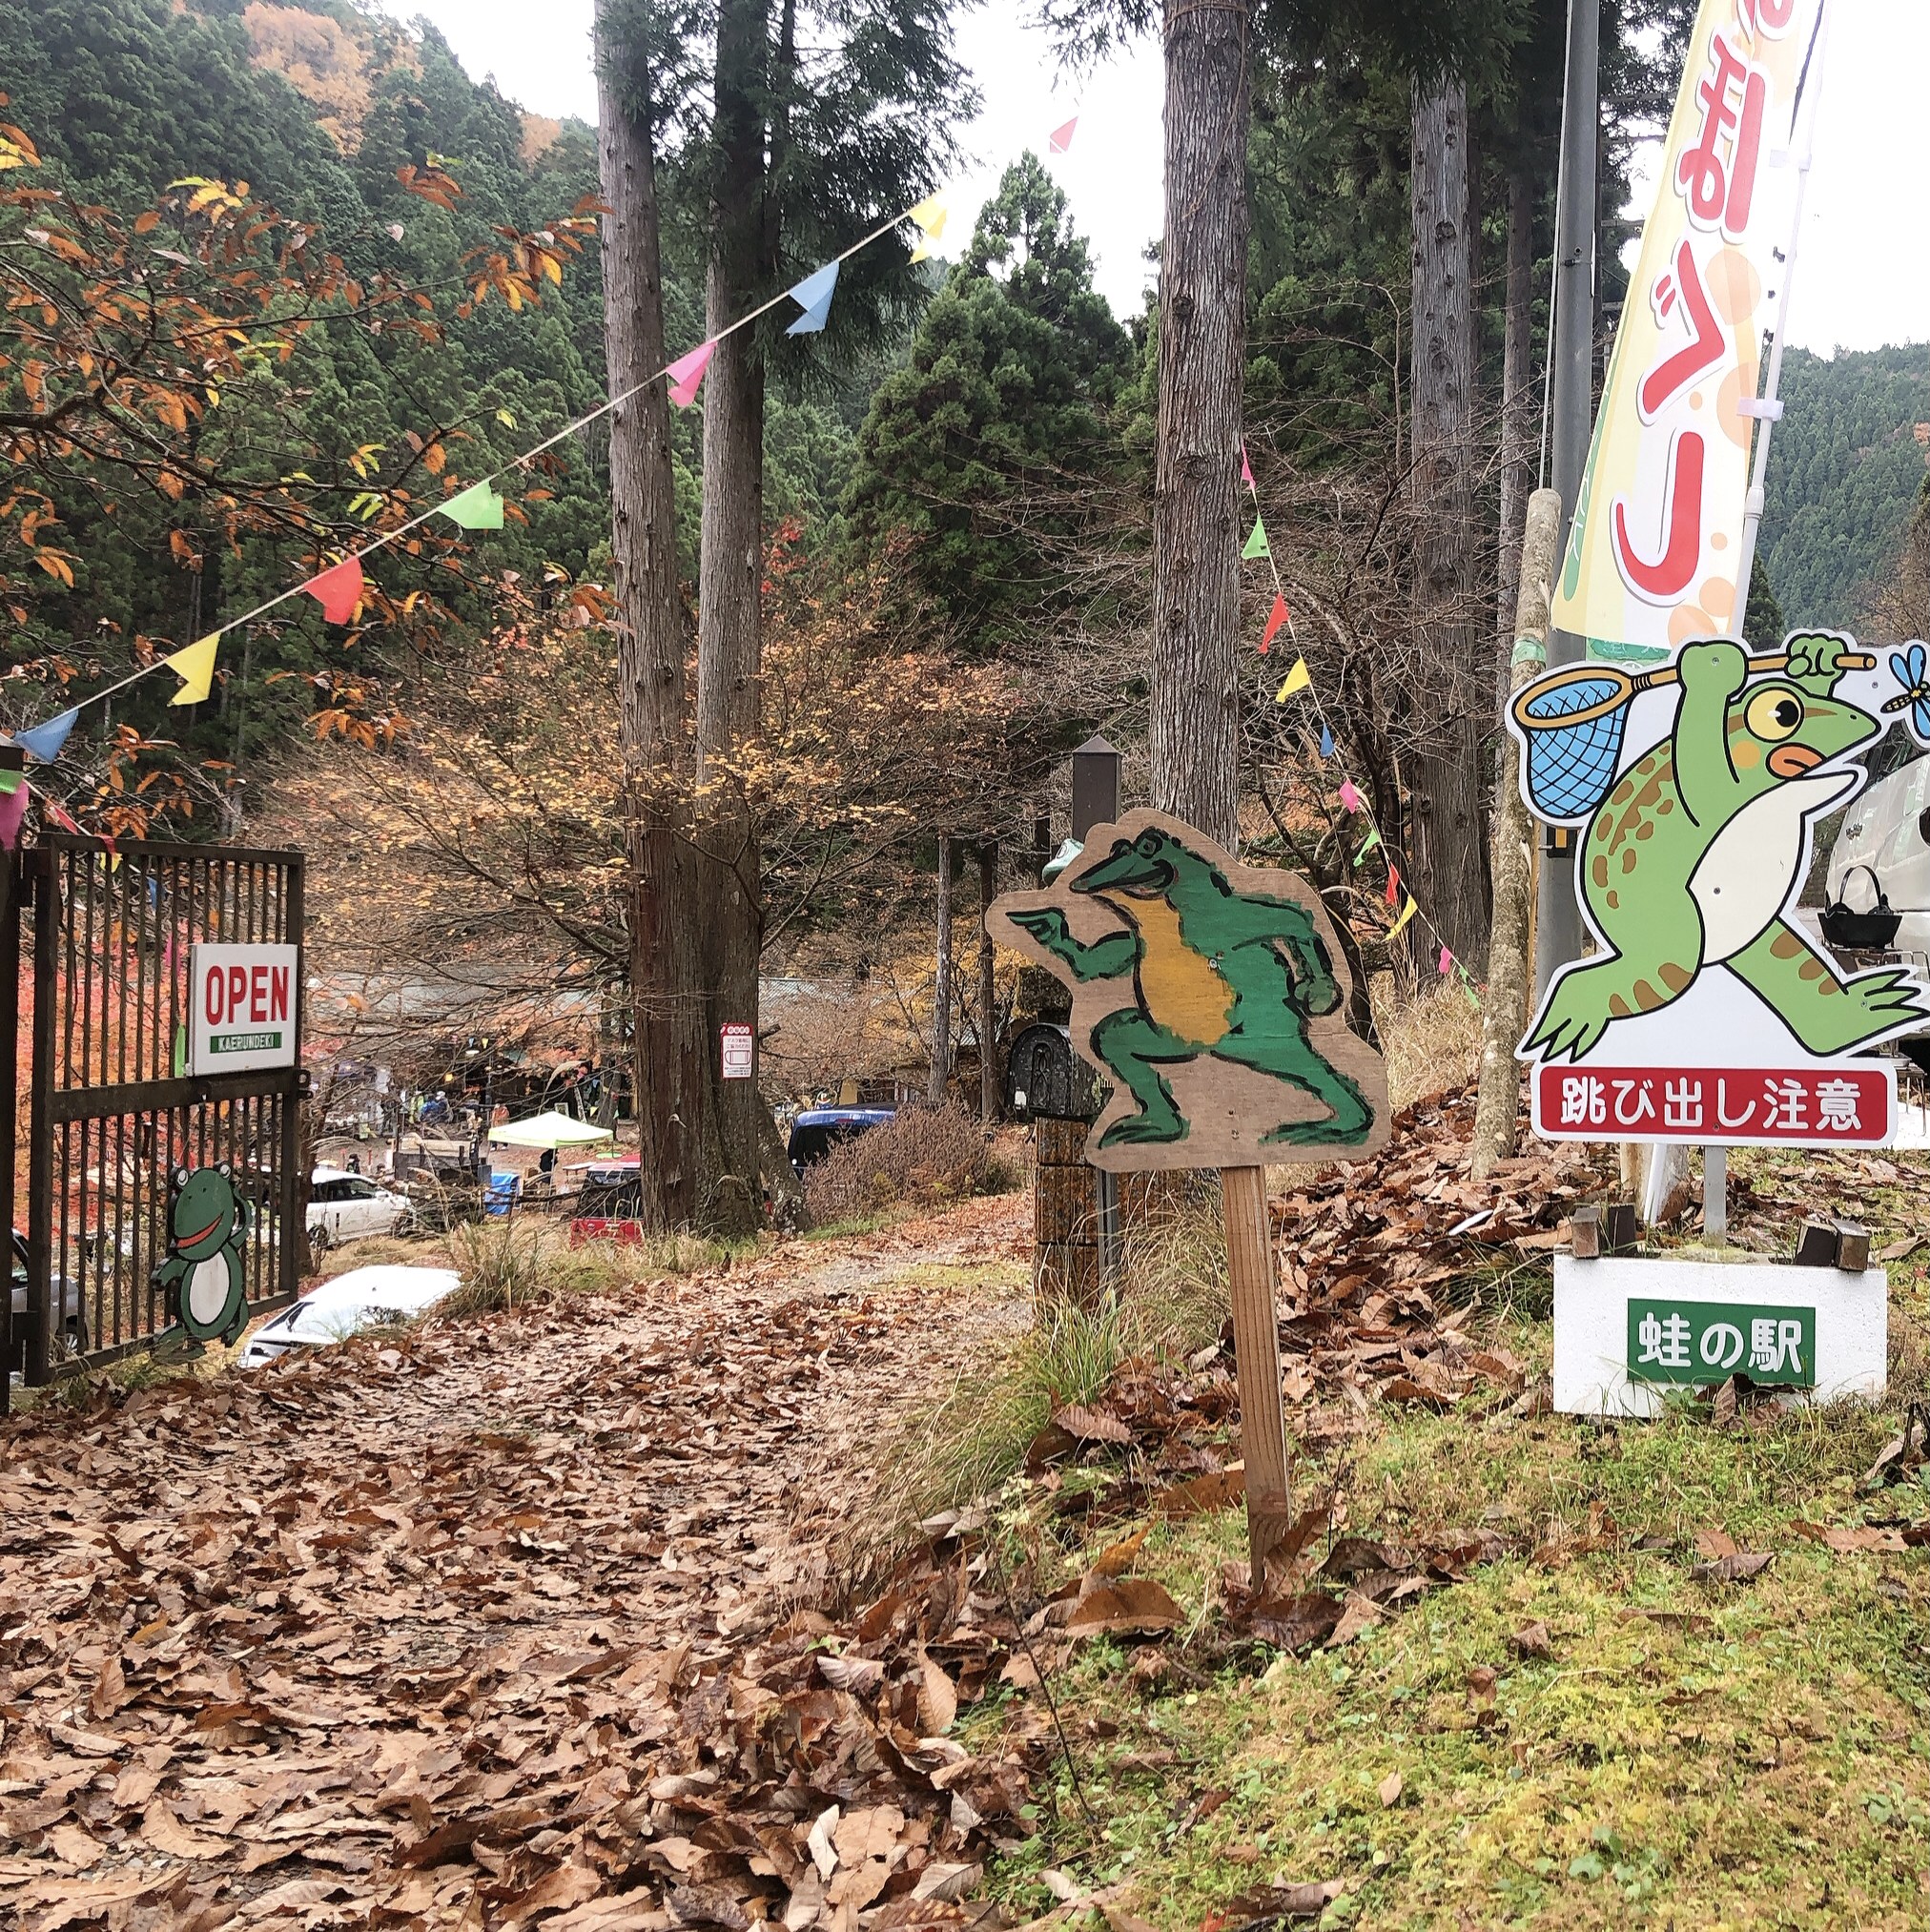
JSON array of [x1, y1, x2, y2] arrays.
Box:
[[979, 840, 997, 1123], [1222, 1164, 1291, 1583], [930, 832, 952, 1107]]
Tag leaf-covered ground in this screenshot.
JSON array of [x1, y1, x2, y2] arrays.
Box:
[[0, 1198, 1033, 1930], [11, 1101, 1930, 1932]]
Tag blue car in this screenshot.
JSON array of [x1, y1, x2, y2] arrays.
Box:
[[786, 1106, 895, 1174]]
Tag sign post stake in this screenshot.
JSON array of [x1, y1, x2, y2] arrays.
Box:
[[1222, 1162, 1291, 1584]]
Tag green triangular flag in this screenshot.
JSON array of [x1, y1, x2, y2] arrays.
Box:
[[1242, 515, 1270, 561], [440, 480, 505, 531], [1351, 826, 1382, 869]]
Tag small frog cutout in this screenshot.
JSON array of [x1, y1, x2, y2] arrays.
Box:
[[1527, 631, 1930, 1062], [154, 1163, 248, 1346]]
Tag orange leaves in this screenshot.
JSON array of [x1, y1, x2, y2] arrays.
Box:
[[395, 161, 463, 211], [0, 95, 40, 172]]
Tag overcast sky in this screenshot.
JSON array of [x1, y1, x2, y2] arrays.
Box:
[[380, 0, 1926, 357]]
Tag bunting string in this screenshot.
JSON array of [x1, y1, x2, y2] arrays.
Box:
[[1241, 449, 1481, 1003], [8, 179, 962, 748]]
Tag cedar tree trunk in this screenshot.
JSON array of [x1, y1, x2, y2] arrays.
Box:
[[1406, 79, 1491, 971], [596, 8, 704, 1227], [692, 0, 772, 1233], [1150, 0, 1249, 849]]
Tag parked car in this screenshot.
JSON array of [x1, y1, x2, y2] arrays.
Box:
[[1825, 740, 1930, 1068], [787, 1105, 895, 1174], [306, 1167, 414, 1259], [8, 1227, 85, 1359], [236, 1264, 461, 1370]]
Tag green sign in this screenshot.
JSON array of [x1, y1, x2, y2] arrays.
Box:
[[1627, 1297, 1816, 1388], [211, 1028, 283, 1056]]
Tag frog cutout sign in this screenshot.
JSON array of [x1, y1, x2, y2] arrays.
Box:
[[988, 811, 1389, 1171], [1510, 628, 1930, 1146], [153, 1163, 250, 1347], [990, 811, 1386, 1579]]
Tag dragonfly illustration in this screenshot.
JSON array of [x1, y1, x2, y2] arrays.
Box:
[[1884, 641, 1930, 747]]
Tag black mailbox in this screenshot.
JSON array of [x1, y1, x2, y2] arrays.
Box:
[[1005, 1022, 1101, 1121]]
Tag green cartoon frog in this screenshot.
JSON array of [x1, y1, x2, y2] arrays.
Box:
[[1527, 631, 1930, 1062], [153, 1164, 248, 1347]]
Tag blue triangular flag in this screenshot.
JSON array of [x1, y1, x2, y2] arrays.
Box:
[[784, 259, 840, 336], [1319, 724, 1333, 760], [15, 708, 78, 763]]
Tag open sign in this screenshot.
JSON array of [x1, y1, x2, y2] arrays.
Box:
[[188, 944, 299, 1076]]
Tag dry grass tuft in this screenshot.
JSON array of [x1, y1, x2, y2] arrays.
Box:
[[803, 1101, 1021, 1226], [1374, 972, 1485, 1110]]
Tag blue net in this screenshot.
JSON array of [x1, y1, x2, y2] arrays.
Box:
[[1521, 675, 1628, 822]]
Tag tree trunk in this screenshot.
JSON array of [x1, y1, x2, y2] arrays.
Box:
[[692, 0, 772, 1234], [979, 839, 998, 1123], [1471, 488, 1561, 1181], [1150, 0, 1249, 849], [1495, 164, 1535, 713], [1406, 79, 1491, 972], [929, 833, 953, 1107], [596, 5, 704, 1228]]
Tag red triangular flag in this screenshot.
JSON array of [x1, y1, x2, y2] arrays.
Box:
[[1261, 593, 1289, 650], [1386, 866, 1401, 906], [1049, 116, 1078, 154], [303, 556, 364, 626]]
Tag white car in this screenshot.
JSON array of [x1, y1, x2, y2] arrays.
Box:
[[306, 1167, 413, 1255], [237, 1264, 461, 1369]]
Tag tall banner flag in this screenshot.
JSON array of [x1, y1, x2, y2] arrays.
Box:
[[1550, 0, 1821, 661]]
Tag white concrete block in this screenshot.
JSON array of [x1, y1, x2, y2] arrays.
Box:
[[1552, 1255, 1886, 1418]]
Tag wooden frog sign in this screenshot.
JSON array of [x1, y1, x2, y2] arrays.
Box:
[[989, 811, 1389, 1170]]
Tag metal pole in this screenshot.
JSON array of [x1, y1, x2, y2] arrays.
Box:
[[1534, 0, 1598, 999], [1693, 2, 1834, 1246]]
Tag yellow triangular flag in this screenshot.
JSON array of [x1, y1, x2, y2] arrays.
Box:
[[1387, 895, 1418, 940], [165, 633, 220, 707], [1275, 657, 1310, 702], [908, 195, 948, 265]]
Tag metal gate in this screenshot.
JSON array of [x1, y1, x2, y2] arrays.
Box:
[[1, 834, 305, 1406]]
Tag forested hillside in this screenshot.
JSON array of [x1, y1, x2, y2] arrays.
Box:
[[1758, 342, 1930, 630], [0, 0, 882, 812]]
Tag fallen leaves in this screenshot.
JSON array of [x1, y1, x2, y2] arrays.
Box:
[[1063, 1578, 1185, 1637], [0, 1197, 1042, 1932], [1510, 1619, 1553, 1659], [1691, 1531, 1774, 1583]]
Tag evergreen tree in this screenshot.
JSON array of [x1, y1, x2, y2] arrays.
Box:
[[841, 154, 1130, 644]]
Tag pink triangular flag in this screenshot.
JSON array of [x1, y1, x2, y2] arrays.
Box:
[[0, 779, 27, 852], [1438, 945, 1453, 976], [667, 339, 716, 407], [1261, 593, 1289, 650], [1338, 779, 1363, 813], [303, 555, 364, 626], [1049, 116, 1078, 154], [1242, 444, 1254, 486]]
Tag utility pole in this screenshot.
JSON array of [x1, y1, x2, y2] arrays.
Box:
[[929, 833, 953, 1107], [1534, 0, 1598, 997]]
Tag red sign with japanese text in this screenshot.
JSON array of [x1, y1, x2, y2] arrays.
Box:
[[1533, 1061, 1893, 1148]]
